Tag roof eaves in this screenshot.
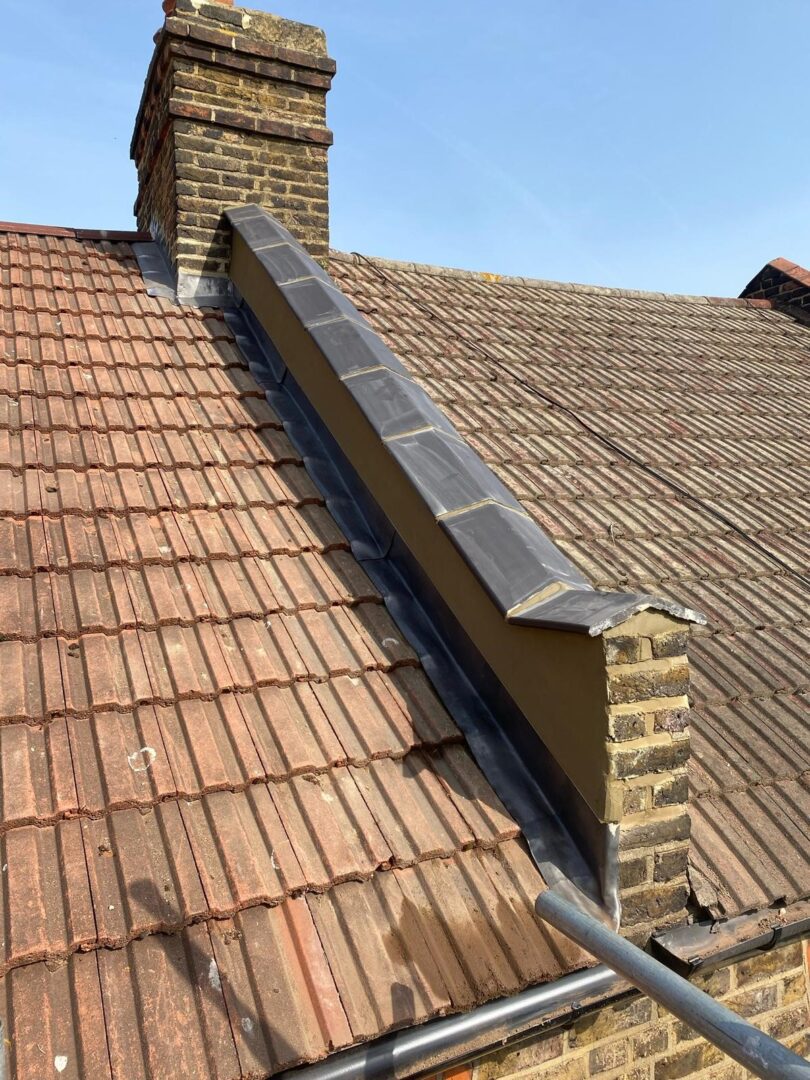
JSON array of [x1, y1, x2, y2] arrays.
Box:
[[653, 897, 810, 977]]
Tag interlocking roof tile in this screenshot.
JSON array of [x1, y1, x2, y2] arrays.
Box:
[[4, 839, 582, 1080], [0, 230, 583, 1078], [332, 250, 810, 922]]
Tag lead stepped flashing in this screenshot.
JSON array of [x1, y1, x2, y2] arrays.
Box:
[[227, 204, 703, 636]]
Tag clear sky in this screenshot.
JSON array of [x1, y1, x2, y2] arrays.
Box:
[[1, 0, 807, 295]]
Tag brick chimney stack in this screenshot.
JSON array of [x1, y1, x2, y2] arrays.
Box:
[[162, 0, 234, 11], [131, 0, 335, 302]]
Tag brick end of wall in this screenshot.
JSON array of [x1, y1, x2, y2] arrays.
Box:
[[601, 615, 694, 940]]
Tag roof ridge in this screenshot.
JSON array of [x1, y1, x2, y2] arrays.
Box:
[[0, 219, 151, 242], [330, 249, 775, 309]]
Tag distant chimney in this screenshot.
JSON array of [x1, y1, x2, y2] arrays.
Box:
[[131, 0, 335, 302], [740, 257, 810, 320]]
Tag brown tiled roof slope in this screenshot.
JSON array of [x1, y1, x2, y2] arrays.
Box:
[[0, 229, 585, 1080], [331, 252, 810, 923]]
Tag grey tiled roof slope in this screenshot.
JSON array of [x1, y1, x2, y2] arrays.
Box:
[[331, 251, 810, 922]]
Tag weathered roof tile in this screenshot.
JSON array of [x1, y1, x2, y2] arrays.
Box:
[[0, 231, 579, 1077], [333, 249, 810, 921]]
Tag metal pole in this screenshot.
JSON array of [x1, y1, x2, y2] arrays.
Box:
[[282, 965, 620, 1080], [536, 890, 810, 1080]]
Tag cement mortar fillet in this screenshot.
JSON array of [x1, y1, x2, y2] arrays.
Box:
[[226, 205, 700, 836], [172, 0, 330, 57]]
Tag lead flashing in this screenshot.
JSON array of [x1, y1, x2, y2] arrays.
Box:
[[227, 204, 705, 635], [386, 427, 524, 518], [132, 241, 239, 308], [255, 240, 332, 287], [343, 366, 458, 441], [441, 502, 589, 616], [653, 900, 810, 977], [308, 317, 409, 378], [132, 242, 176, 300]]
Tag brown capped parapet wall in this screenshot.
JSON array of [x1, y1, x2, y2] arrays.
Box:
[[131, 0, 334, 300], [227, 205, 704, 934]]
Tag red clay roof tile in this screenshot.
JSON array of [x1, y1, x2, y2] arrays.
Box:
[[0, 230, 581, 1077]]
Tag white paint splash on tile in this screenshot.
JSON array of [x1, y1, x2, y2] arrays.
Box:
[[128, 746, 157, 772], [241, 1017, 254, 1034], [54, 1057, 68, 1074], [208, 958, 222, 992]]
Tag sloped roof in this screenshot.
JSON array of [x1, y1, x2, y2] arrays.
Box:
[[331, 252, 810, 922], [0, 228, 585, 1079]]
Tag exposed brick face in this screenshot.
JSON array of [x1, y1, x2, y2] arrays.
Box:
[[741, 258, 810, 315], [599, 612, 695, 939], [133, 47, 177, 265], [428, 937, 810, 1079], [131, 0, 334, 284], [540, 610, 695, 904]]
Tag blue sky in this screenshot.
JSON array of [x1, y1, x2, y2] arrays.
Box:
[[1, 1, 807, 295]]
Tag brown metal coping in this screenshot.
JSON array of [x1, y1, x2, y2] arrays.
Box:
[[225, 203, 701, 821], [0, 221, 151, 242]]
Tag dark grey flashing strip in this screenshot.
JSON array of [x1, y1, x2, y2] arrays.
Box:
[[226, 204, 706, 635], [132, 239, 237, 308], [131, 242, 175, 300]]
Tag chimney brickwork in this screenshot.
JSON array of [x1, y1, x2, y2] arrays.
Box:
[[131, 0, 334, 296]]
